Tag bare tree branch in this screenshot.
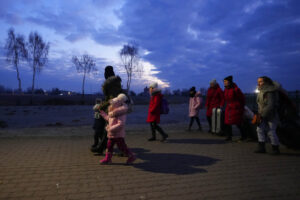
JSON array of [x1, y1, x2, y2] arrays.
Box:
[[72, 54, 97, 103], [27, 31, 50, 99], [119, 42, 141, 93], [4, 28, 27, 94]]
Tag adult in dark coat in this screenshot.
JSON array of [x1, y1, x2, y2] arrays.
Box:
[[147, 82, 168, 142], [205, 79, 224, 133], [223, 75, 246, 141], [91, 66, 123, 153]]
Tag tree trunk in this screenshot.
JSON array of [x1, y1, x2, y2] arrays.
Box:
[[81, 71, 86, 104], [31, 64, 36, 105]]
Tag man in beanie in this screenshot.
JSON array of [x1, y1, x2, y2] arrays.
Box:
[[91, 65, 123, 154], [147, 82, 168, 142], [223, 75, 246, 141], [205, 79, 224, 133]]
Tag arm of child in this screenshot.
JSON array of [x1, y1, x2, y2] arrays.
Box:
[[99, 110, 109, 121], [109, 105, 128, 117]]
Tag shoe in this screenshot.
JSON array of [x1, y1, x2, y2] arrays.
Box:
[[161, 134, 168, 142], [126, 154, 136, 164], [270, 145, 280, 155], [100, 152, 112, 164], [90, 146, 99, 153], [225, 137, 232, 141], [148, 137, 156, 141], [254, 142, 266, 153]]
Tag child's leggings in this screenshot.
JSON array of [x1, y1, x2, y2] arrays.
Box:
[[106, 138, 131, 155]]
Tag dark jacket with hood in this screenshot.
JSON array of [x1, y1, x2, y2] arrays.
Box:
[[99, 76, 122, 111]]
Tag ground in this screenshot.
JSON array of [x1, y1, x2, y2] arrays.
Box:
[[0, 105, 299, 199]]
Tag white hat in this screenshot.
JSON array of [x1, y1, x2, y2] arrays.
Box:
[[149, 82, 158, 89], [210, 79, 217, 85], [117, 93, 127, 102]]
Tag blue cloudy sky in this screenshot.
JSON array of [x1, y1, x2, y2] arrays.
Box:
[[0, 0, 299, 93]]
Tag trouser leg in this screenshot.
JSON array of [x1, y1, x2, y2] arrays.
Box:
[[207, 116, 212, 132], [188, 117, 194, 129]]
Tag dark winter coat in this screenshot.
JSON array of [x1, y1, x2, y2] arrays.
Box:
[[99, 76, 122, 111], [224, 83, 245, 125], [147, 89, 162, 123], [205, 84, 224, 117]]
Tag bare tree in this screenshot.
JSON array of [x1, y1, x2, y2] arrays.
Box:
[[72, 54, 97, 102], [4, 28, 27, 94], [119, 43, 141, 93], [27, 32, 50, 99]]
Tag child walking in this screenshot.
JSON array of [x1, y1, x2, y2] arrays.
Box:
[[188, 87, 202, 131], [91, 98, 107, 154], [99, 93, 136, 164]]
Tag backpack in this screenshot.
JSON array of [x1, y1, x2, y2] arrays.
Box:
[[277, 89, 298, 123], [160, 98, 169, 114]]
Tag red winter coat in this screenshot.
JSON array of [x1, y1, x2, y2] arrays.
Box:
[[147, 90, 162, 123], [205, 84, 224, 117], [224, 83, 245, 125]]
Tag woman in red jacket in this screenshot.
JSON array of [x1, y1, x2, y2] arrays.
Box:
[[147, 82, 168, 142], [223, 76, 246, 141], [205, 79, 224, 133]]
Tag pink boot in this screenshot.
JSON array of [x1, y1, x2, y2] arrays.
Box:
[[126, 153, 136, 164], [100, 152, 112, 164]]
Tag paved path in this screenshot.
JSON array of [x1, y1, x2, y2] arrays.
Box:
[[0, 129, 299, 200]]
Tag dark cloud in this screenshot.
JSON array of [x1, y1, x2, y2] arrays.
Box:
[[116, 0, 300, 91]]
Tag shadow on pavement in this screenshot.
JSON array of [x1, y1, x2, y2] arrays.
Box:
[[131, 148, 219, 175], [166, 138, 226, 144]]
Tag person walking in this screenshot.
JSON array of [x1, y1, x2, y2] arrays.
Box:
[[223, 75, 246, 141], [147, 82, 168, 142], [254, 76, 281, 155], [188, 87, 202, 131], [99, 94, 136, 164], [91, 66, 123, 154], [205, 79, 224, 133]]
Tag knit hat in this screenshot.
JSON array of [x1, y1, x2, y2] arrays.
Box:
[[224, 75, 233, 82], [189, 86, 196, 92], [210, 79, 217, 85], [149, 82, 158, 89], [104, 65, 115, 79]]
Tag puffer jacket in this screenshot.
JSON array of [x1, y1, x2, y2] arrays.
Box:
[[147, 89, 162, 123], [205, 84, 224, 117], [224, 83, 245, 125], [101, 104, 128, 138], [257, 82, 280, 121]]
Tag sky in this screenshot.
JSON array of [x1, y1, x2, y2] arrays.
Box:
[[0, 0, 299, 94]]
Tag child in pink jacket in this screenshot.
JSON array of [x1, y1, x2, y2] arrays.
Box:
[[188, 87, 203, 131], [99, 93, 136, 164]]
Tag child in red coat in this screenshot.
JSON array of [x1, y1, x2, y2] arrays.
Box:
[[147, 82, 168, 142]]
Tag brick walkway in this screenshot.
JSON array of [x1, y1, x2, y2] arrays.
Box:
[[0, 128, 299, 200]]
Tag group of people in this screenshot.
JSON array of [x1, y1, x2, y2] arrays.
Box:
[[91, 66, 282, 165], [203, 75, 281, 155]]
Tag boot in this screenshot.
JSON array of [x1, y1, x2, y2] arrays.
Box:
[[254, 142, 266, 153], [161, 134, 168, 142], [126, 153, 136, 164], [148, 125, 156, 141], [100, 152, 112, 164], [271, 145, 280, 155]]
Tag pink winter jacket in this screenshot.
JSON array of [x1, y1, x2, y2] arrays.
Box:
[[189, 92, 202, 117], [100, 104, 128, 139]]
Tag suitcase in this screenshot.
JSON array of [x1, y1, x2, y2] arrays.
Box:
[[212, 108, 222, 134]]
